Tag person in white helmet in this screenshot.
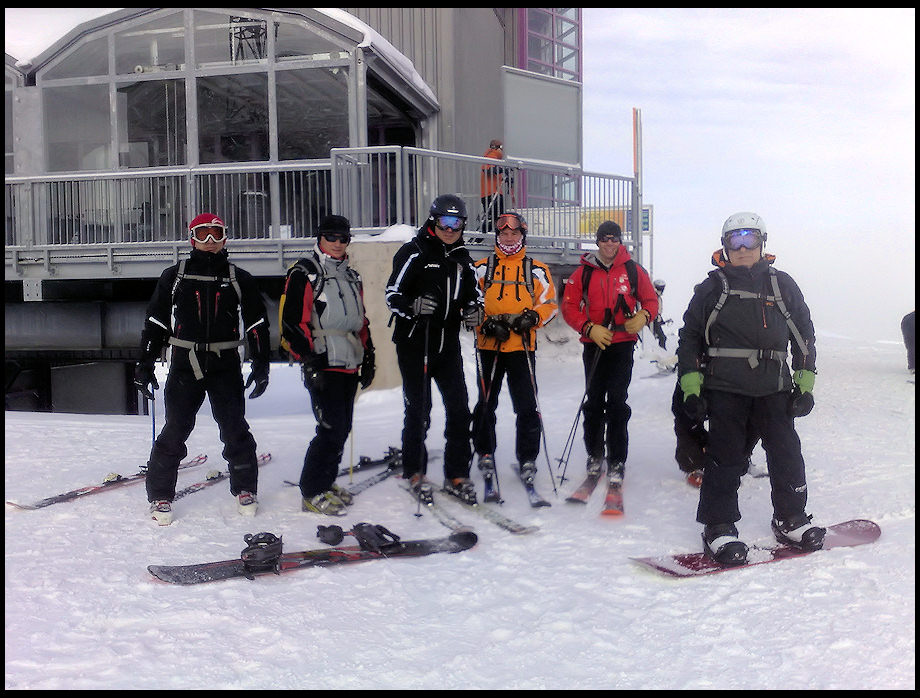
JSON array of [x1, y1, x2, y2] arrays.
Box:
[[676, 212, 824, 565]]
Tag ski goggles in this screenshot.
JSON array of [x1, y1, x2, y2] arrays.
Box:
[[723, 228, 763, 251], [321, 232, 351, 244], [435, 215, 465, 231], [190, 226, 227, 244], [496, 214, 523, 233]]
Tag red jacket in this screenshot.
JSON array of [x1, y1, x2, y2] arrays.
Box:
[[561, 245, 659, 344]]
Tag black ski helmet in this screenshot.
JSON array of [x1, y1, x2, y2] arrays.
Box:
[[429, 194, 467, 221]]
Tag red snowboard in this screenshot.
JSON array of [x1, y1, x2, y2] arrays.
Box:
[[631, 519, 880, 578]]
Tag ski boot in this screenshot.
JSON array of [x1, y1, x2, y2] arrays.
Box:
[[443, 477, 478, 505], [702, 523, 748, 566], [409, 473, 434, 506], [329, 482, 355, 506], [149, 499, 173, 526], [237, 490, 258, 516], [518, 461, 538, 485], [302, 491, 348, 516], [478, 453, 497, 481], [771, 513, 826, 551], [607, 460, 625, 485], [586, 455, 605, 478]]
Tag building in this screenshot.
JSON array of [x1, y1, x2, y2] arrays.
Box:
[[5, 8, 645, 414]]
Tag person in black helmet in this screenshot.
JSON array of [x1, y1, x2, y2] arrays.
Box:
[[385, 194, 484, 505]]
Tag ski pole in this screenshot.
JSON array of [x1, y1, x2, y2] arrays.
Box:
[[414, 320, 431, 519], [472, 341, 503, 503], [557, 309, 612, 482], [522, 337, 558, 495]]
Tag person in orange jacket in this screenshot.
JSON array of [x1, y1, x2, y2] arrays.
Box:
[[561, 220, 658, 484], [472, 212, 558, 493], [480, 139, 509, 232]]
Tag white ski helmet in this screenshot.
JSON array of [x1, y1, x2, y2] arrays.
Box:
[[721, 212, 766, 256]]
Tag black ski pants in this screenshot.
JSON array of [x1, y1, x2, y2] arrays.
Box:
[[146, 352, 258, 501], [300, 370, 359, 498], [698, 389, 808, 525], [396, 333, 471, 480], [581, 340, 635, 465], [472, 349, 541, 464]]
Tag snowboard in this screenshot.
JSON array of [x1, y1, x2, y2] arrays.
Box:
[[148, 530, 478, 585], [631, 519, 880, 578]]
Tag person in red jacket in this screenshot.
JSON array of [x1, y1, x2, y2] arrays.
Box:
[[561, 220, 658, 484]]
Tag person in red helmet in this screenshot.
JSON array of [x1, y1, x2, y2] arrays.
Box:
[[134, 213, 270, 525]]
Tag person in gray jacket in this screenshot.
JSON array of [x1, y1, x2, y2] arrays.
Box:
[[677, 212, 824, 566], [281, 215, 375, 516]]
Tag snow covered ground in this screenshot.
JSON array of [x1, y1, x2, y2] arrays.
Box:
[[4, 328, 915, 689]]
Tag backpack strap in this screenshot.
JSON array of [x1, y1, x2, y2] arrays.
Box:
[[484, 253, 536, 305], [581, 259, 638, 330]]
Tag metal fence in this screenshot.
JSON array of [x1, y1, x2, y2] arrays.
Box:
[[5, 146, 640, 277]]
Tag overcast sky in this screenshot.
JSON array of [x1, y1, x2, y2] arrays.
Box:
[[5, 8, 915, 342]]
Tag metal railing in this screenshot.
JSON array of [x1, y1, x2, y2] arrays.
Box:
[[5, 147, 640, 278]]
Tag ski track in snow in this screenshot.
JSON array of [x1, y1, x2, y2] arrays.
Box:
[[4, 331, 915, 689]]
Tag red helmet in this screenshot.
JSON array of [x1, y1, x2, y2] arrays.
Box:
[[188, 213, 227, 246]]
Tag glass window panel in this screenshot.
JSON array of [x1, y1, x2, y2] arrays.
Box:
[[117, 79, 186, 167], [527, 60, 554, 77], [194, 10, 269, 66], [276, 67, 349, 160], [528, 35, 553, 64], [556, 44, 579, 73], [44, 84, 111, 171], [555, 18, 578, 45], [114, 12, 186, 75], [197, 73, 269, 163], [527, 8, 552, 37], [555, 8, 578, 21], [275, 20, 349, 61], [5, 90, 13, 174], [44, 36, 109, 80]]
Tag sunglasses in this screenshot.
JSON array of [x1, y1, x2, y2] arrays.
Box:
[[496, 214, 523, 232], [436, 215, 465, 231], [190, 227, 227, 244], [724, 229, 763, 251], [596, 235, 621, 244], [321, 232, 351, 244]]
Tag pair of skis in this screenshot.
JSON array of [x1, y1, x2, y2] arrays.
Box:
[[564, 467, 624, 516], [6, 453, 209, 510], [283, 448, 403, 499], [482, 463, 552, 509]]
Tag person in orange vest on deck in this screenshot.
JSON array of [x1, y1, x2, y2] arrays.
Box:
[[480, 139, 509, 232]]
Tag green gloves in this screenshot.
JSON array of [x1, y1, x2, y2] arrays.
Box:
[[680, 371, 704, 400], [793, 369, 816, 393]]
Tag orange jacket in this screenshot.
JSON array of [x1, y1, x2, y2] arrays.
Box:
[[480, 147, 505, 198], [473, 246, 558, 352]]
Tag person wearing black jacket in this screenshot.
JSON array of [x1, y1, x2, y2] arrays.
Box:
[[677, 212, 824, 565], [281, 215, 375, 516], [385, 194, 483, 505], [134, 213, 270, 525]]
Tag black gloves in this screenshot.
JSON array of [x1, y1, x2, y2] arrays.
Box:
[[463, 304, 484, 330], [481, 316, 512, 343], [245, 359, 270, 399], [133, 361, 159, 400], [511, 309, 540, 335], [412, 293, 438, 317], [359, 349, 376, 390], [788, 387, 815, 417], [302, 355, 326, 392], [682, 394, 707, 425]]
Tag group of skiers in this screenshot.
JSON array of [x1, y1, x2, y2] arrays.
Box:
[[134, 194, 825, 566]]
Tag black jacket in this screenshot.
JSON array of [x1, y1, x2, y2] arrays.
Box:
[[677, 256, 816, 397], [141, 248, 269, 366], [385, 225, 482, 350]]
